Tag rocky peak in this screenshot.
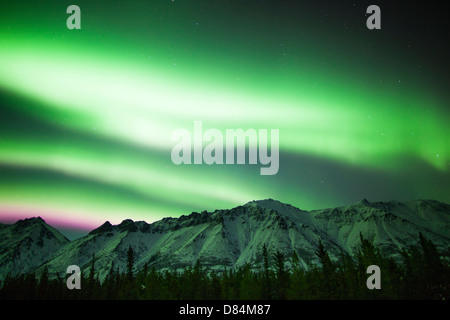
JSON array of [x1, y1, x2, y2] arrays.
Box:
[[358, 198, 371, 206], [89, 221, 113, 235], [117, 219, 138, 232], [13, 216, 46, 232]]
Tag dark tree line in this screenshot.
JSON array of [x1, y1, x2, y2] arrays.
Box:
[[0, 233, 448, 300]]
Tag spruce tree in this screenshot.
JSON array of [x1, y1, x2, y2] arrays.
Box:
[[314, 239, 336, 299], [261, 244, 272, 299], [273, 251, 288, 299], [127, 246, 135, 281], [38, 266, 49, 300]]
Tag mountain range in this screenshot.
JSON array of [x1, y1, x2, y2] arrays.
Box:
[[1, 199, 449, 282]]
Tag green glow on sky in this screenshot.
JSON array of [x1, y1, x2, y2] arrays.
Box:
[[0, 1, 448, 231], [0, 43, 447, 169]]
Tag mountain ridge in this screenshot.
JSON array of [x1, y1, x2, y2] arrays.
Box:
[[0, 198, 449, 281], [0, 216, 70, 279]]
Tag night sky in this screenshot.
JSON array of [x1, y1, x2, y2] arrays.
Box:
[[0, 1, 448, 239]]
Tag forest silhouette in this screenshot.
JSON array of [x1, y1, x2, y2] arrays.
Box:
[[1, 233, 448, 300]]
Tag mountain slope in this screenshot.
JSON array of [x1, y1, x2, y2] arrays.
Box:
[[2, 199, 449, 281], [0, 217, 69, 279]]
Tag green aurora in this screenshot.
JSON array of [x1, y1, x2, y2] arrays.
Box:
[[0, 1, 448, 237]]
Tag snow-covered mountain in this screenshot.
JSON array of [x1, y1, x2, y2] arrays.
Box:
[[0, 217, 69, 280], [1, 199, 449, 281]]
